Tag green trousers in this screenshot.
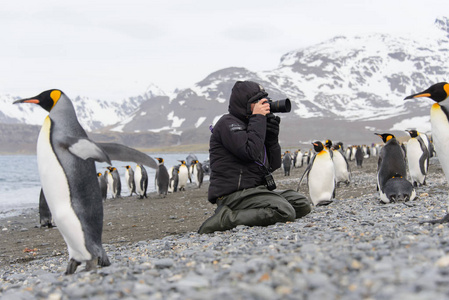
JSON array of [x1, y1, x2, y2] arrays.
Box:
[[198, 186, 312, 234]]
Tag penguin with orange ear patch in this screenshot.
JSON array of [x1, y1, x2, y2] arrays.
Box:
[[298, 141, 335, 206], [375, 133, 416, 204], [405, 82, 449, 223], [13, 89, 158, 274], [14, 90, 112, 274]]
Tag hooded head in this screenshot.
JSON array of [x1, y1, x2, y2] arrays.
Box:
[[228, 81, 268, 121]]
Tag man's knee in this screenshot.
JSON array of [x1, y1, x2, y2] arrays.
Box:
[[278, 189, 312, 219]]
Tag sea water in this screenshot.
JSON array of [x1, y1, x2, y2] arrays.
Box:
[[0, 153, 209, 219]]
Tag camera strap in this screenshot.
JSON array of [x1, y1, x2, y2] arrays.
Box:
[[255, 146, 276, 191], [254, 145, 268, 173]]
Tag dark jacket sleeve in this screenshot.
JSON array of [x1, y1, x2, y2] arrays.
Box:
[[219, 114, 267, 163], [267, 142, 281, 172]]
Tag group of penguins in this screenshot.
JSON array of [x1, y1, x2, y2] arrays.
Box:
[[95, 156, 206, 201], [280, 129, 433, 207], [15, 82, 449, 274]]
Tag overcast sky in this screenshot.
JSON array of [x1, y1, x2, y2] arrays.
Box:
[[1, 0, 444, 100]]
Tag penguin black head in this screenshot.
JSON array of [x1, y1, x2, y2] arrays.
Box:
[[332, 144, 341, 151], [179, 160, 186, 165], [404, 82, 449, 103], [406, 130, 419, 138], [325, 139, 332, 149], [312, 141, 324, 152], [155, 157, 164, 163], [13, 89, 63, 112], [375, 133, 395, 143]]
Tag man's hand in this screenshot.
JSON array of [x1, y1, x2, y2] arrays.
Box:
[[252, 99, 270, 116]]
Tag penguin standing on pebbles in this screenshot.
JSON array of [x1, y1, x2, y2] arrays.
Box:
[[97, 172, 107, 201], [405, 130, 429, 187], [283, 151, 292, 176], [298, 141, 335, 206], [14, 90, 112, 274], [177, 160, 189, 191], [155, 158, 169, 197], [332, 144, 351, 187], [405, 82, 449, 223], [135, 164, 148, 199], [190, 160, 204, 188], [13, 89, 158, 274], [125, 166, 136, 196], [168, 165, 179, 193], [375, 133, 416, 204], [107, 167, 121, 198], [295, 150, 303, 168], [355, 146, 364, 167]]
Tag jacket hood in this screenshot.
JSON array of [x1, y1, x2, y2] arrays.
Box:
[[228, 81, 268, 121]]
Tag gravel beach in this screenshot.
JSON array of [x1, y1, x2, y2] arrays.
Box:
[[2, 155, 449, 299]]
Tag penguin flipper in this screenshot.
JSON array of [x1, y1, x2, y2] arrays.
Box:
[[62, 137, 111, 164], [97, 142, 157, 169], [297, 156, 314, 191]]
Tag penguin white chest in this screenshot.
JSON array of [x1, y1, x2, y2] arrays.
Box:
[[406, 138, 426, 184], [308, 152, 335, 205], [431, 105, 449, 183], [178, 166, 188, 187], [135, 167, 143, 194], [36, 117, 91, 261], [333, 151, 349, 181]]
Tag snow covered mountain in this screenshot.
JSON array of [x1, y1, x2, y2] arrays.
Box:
[[1, 16, 448, 150]]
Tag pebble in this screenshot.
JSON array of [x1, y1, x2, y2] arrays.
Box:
[[2, 163, 449, 299]]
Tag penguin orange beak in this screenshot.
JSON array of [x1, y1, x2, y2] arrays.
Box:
[[13, 98, 40, 104], [404, 93, 431, 100]]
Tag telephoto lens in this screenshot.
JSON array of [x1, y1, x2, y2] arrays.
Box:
[[269, 98, 291, 113]]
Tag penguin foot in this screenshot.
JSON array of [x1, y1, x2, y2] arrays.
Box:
[[316, 200, 333, 206], [65, 258, 81, 275], [99, 249, 111, 267], [420, 214, 449, 225]]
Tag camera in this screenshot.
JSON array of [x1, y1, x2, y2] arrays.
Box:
[[267, 98, 291, 113], [264, 173, 276, 191]]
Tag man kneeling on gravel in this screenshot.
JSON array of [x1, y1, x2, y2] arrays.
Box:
[[198, 81, 312, 234]]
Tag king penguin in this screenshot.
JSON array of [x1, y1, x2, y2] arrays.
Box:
[[155, 158, 169, 197], [295, 149, 303, 168], [375, 133, 416, 204], [135, 164, 148, 199], [125, 165, 136, 196], [177, 160, 189, 191], [298, 141, 335, 206], [405, 82, 449, 222], [332, 143, 351, 187], [195, 160, 204, 188], [190, 160, 204, 188], [355, 146, 364, 167], [105, 169, 113, 199], [405, 130, 429, 187], [14, 90, 112, 274], [168, 165, 179, 193], [283, 151, 292, 176], [97, 172, 108, 201], [107, 166, 121, 198]]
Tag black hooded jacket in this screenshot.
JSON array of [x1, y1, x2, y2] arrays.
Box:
[[207, 81, 282, 203]]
